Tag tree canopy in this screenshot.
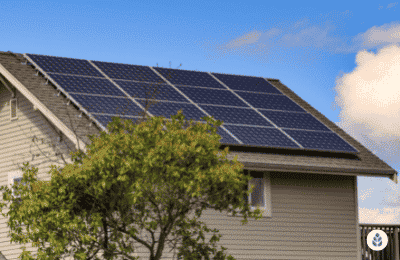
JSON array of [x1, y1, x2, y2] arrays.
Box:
[[0, 111, 262, 260]]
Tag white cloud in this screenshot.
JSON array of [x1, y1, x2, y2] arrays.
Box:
[[353, 22, 400, 50], [199, 15, 400, 65], [333, 44, 400, 173], [387, 2, 398, 9], [359, 207, 400, 224]]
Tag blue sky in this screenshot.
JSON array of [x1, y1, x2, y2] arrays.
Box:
[[1, 0, 400, 224]]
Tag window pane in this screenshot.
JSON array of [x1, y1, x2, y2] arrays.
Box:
[[250, 178, 264, 207]]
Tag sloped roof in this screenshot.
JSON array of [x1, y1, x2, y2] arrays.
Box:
[[0, 51, 397, 183]]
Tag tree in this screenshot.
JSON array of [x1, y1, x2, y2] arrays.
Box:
[[0, 111, 262, 260]]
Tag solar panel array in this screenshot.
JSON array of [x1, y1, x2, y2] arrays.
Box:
[[25, 53, 358, 153]]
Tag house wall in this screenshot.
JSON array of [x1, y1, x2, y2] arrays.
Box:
[[0, 85, 358, 260], [131, 172, 358, 260], [0, 86, 77, 259]]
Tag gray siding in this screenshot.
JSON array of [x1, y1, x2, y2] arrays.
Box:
[[132, 172, 358, 260], [0, 87, 76, 259]]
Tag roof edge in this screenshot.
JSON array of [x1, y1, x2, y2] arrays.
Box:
[[242, 162, 398, 183], [0, 63, 87, 153]]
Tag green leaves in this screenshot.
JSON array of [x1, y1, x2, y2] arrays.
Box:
[[0, 110, 261, 260]]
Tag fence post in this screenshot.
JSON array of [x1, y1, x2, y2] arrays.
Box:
[[395, 227, 399, 260]]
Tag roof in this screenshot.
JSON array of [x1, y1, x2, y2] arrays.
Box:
[[0, 51, 397, 183]]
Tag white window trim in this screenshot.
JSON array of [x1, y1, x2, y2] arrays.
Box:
[[8, 170, 24, 198], [248, 172, 272, 217], [10, 98, 18, 121]]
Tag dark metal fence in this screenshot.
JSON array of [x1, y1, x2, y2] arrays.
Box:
[[360, 224, 400, 260]]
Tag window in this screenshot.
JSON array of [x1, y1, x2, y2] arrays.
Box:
[[10, 98, 17, 120], [8, 171, 25, 198], [247, 172, 271, 217]]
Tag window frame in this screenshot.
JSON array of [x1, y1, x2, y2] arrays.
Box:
[[8, 170, 24, 198], [10, 98, 18, 121], [248, 172, 272, 217]]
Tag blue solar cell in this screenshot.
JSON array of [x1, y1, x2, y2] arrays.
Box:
[[224, 125, 300, 148], [284, 130, 358, 153], [92, 114, 144, 128], [200, 105, 273, 126], [154, 67, 226, 89], [216, 127, 240, 145], [137, 100, 207, 121], [236, 92, 306, 112], [177, 86, 248, 106], [26, 54, 103, 77], [259, 110, 330, 131], [115, 80, 188, 102], [92, 61, 164, 83], [212, 73, 282, 94], [70, 94, 144, 116], [50, 74, 124, 96]]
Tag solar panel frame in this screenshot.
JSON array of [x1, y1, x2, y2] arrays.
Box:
[[115, 80, 188, 102], [26, 54, 104, 77], [284, 129, 359, 153], [92, 61, 165, 83], [176, 86, 249, 106], [224, 125, 301, 148], [200, 105, 274, 127], [154, 67, 227, 89], [258, 110, 331, 131], [235, 91, 307, 112], [212, 72, 282, 94], [70, 94, 145, 116], [49, 74, 126, 96]]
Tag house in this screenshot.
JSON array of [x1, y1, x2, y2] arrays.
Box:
[[0, 50, 397, 260]]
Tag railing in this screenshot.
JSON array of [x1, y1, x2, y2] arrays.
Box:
[[360, 224, 400, 260]]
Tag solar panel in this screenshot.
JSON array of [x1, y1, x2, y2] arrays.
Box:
[[93, 114, 144, 128], [176, 86, 248, 106], [200, 105, 273, 126], [116, 80, 188, 102], [154, 67, 227, 89], [92, 61, 164, 83], [284, 129, 358, 153], [236, 92, 306, 112], [224, 125, 300, 148], [259, 110, 330, 131], [70, 94, 143, 116], [212, 73, 282, 94], [136, 100, 208, 121], [50, 74, 125, 96], [25, 53, 359, 153], [26, 54, 103, 77]]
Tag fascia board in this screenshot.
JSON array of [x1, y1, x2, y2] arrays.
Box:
[[0, 63, 86, 153]]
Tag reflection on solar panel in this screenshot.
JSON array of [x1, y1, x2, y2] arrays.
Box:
[[50, 74, 124, 96], [284, 130, 358, 153], [200, 105, 273, 126], [115, 80, 188, 102], [25, 53, 358, 153], [259, 110, 330, 131], [212, 73, 282, 94], [236, 92, 306, 112], [154, 67, 226, 89], [26, 54, 103, 77], [224, 125, 299, 148], [92, 61, 164, 83], [177, 86, 248, 106], [136, 100, 207, 121], [70, 94, 143, 116]]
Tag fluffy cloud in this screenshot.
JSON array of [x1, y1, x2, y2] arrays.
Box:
[[359, 207, 400, 224], [333, 44, 400, 170]]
